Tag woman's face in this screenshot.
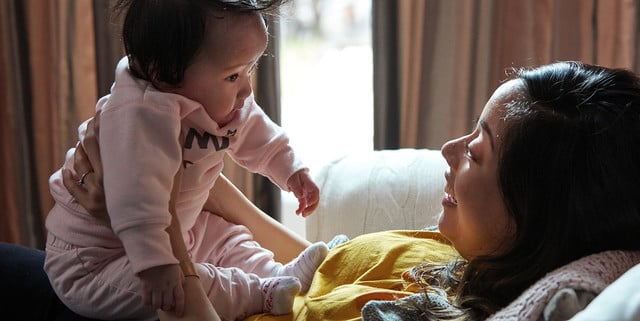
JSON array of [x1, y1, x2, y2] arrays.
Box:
[[438, 79, 521, 260]]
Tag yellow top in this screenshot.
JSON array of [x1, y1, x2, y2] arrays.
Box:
[[246, 230, 458, 321]]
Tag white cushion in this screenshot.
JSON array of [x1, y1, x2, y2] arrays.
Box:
[[306, 148, 447, 242], [568, 262, 640, 321]]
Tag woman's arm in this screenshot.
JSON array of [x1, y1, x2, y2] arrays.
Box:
[[204, 174, 311, 263]]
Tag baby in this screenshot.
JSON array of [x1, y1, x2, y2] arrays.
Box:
[[44, 1, 326, 320]]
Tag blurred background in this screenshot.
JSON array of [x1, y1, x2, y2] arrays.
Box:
[[278, 0, 373, 235]]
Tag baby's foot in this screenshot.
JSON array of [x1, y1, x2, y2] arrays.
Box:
[[261, 277, 301, 315], [327, 234, 349, 249], [277, 242, 328, 293]]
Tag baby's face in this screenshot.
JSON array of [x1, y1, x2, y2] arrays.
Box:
[[171, 11, 268, 127]]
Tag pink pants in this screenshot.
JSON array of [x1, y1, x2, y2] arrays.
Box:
[[45, 211, 283, 321]]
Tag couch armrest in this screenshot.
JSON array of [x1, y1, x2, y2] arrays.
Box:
[[306, 148, 447, 242]]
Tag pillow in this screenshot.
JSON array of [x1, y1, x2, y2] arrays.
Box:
[[486, 251, 640, 321], [307, 149, 447, 242], [567, 262, 640, 321]]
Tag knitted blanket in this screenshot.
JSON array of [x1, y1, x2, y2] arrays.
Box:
[[486, 250, 640, 321]]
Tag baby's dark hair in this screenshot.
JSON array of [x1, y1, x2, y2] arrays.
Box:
[[113, 0, 285, 88]]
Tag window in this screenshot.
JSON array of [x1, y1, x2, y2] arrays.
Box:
[[278, 0, 373, 237]]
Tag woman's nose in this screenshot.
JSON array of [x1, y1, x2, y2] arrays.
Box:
[[441, 138, 461, 168]]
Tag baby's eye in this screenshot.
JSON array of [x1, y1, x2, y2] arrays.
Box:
[[226, 74, 239, 82]]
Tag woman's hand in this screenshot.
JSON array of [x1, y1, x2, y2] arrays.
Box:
[[62, 112, 108, 222]]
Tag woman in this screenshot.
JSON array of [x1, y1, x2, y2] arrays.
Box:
[[362, 61, 640, 320]]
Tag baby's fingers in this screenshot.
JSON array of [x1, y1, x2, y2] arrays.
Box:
[[173, 282, 185, 317], [161, 290, 174, 312], [295, 197, 308, 215], [141, 290, 152, 307], [298, 185, 319, 216], [152, 291, 164, 310], [301, 198, 319, 217]]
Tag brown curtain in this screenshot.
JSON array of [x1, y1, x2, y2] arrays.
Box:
[[0, 1, 280, 248], [374, 0, 640, 150], [0, 0, 99, 248]]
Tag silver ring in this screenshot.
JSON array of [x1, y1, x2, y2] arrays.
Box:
[[77, 170, 93, 186]]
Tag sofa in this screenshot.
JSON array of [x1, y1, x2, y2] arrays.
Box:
[[292, 148, 640, 321], [307, 148, 447, 243]]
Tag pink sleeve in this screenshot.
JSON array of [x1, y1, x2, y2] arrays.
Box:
[[228, 100, 306, 191], [98, 102, 182, 274]]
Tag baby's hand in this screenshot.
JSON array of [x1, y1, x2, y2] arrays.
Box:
[[287, 169, 320, 217], [138, 264, 185, 317]]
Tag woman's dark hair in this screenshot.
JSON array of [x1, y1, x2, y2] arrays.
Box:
[[454, 62, 640, 319], [113, 0, 285, 88]]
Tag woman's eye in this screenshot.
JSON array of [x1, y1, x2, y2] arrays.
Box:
[[226, 74, 239, 82], [464, 142, 475, 161]]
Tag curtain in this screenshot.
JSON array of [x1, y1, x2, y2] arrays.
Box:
[[0, 1, 281, 247], [0, 0, 98, 248], [373, 0, 640, 150], [372, 0, 400, 149]]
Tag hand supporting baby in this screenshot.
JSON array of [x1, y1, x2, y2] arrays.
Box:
[[287, 169, 320, 217]]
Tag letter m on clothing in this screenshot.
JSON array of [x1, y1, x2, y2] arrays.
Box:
[[184, 128, 229, 151]]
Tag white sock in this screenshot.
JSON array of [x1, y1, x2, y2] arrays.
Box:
[[261, 277, 301, 315], [326, 234, 350, 249], [277, 242, 328, 293]]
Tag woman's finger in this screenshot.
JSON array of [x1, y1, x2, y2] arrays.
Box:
[[71, 143, 96, 190], [83, 112, 103, 179], [67, 142, 108, 221], [62, 168, 84, 200], [73, 143, 92, 175]]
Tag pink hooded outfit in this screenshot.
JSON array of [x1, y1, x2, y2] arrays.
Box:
[[45, 58, 306, 321]]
